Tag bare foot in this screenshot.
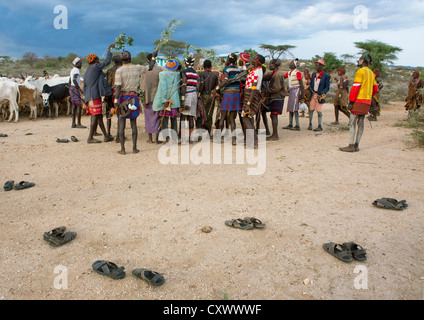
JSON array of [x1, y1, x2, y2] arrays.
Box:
[[133, 149, 140, 154], [117, 150, 126, 155], [266, 135, 279, 141]]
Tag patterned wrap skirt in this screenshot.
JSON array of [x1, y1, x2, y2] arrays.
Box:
[[181, 91, 197, 116], [158, 107, 179, 118], [242, 89, 260, 118], [117, 91, 140, 120], [287, 87, 300, 112], [144, 102, 160, 134], [220, 88, 241, 111], [69, 86, 82, 105], [269, 99, 285, 115], [87, 98, 103, 116]]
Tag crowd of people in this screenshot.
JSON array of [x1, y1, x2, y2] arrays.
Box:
[[66, 44, 422, 154]]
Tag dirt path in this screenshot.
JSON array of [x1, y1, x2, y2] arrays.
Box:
[[0, 101, 423, 300]]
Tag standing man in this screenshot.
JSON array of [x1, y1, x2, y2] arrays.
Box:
[[84, 43, 115, 143], [216, 53, 241, 145], [105, 55, 122, 138], [264, 59, 287, 141], [69, 57, 86, 128], [153, 59, 181, 142], [114, 50, 157, 155], [198, 59, 219, 136], [241, 54, 265, 148], [180, 55, 199, 143], [405, 71, 424, 114], [340, 54, 378, 152], [141, 53, 162, 144], [283, 59, 304, 131], [308, 58, 331, 131], [331, 67, 350, 125]]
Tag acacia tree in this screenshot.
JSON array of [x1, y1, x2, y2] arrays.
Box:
[[153, 39, 188, 59], [22, 52, 38, 67], [354, 40, 402, 73], [259, 44, 296, 60]]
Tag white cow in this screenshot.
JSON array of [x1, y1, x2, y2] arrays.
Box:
[[0, 80, 20, 122]]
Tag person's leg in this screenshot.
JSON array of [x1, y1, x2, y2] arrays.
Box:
[[218, 110, 227, 140], [243, 117, 258, 148], [283, 112, 293, 129], [130, 118, 139, 153], [118, 117, 126, 154], [291, 111, 300, 130], [229, 111, 237, 145], [313, 111, 323, 131], [76, 105, 86, 128], [87, 115, 99, 142], [260, 110, 270, 135], [332, 105, 340, 125], [308, 110, 314, 130], [267, 113, 279, 140], [189, 116, 195, 142], [71, 105, 77, 128], [354, 115, 365, 151], [97, 114, 113, 141], [339, 114, 357, 152], [170, 116, 178, 142]]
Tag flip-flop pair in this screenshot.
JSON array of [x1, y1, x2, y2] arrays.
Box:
[[225, 217, 266, 230], [323, 242, 367, 263], [43, 226, 77, 247], [92, 261, 165, 286], [4, 180, 35, 191]]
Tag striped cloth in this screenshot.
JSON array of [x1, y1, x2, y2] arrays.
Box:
[[86, 98, 103, 116], [69, 86, 82, 105], [287, 87, 300, 112], [242, 89, 260, 118], [117, 91, 140, 120], [144, 102, 160, 133], [220, 88, 241, 111]]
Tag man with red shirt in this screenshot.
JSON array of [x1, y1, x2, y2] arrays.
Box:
[[339, 54, 378, 152]]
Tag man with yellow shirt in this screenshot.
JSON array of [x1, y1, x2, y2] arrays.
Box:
[[339, 54, 378, 152]]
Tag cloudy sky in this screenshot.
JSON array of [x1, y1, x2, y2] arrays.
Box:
[[1, 0, 424, 67]]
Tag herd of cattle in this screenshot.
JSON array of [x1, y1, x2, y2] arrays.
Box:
[[0, 75, 77, 122]]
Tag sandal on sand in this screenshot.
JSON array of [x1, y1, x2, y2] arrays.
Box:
[[132, 268, 165, 286], [92, 260, 126, 280], [14, 181, 35, 190], [372, 198, 408, 211], [4, 180, 14, 191], [342, 242, 367, 261], [0, 133, 7, 137], [56, 138, 69, 143], [225, 219, 254, 230], [323, 242, 353, 263], [43, 226, 76, 247], [242, 217, 266, 229], [71, 136, 78, 142]]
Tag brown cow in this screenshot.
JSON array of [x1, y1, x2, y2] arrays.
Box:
[[18, 84, 38, 120]]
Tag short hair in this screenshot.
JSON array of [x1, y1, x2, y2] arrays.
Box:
[[337, 67, 346, 75], [147, 53, 153, 61], [363, 53, 372, 65], [112, 55, 121, 64], [227, 53, 238, 65], [255, 54, 265, 65], [203, 59, 212, 69], [271, 59, 281, 67]]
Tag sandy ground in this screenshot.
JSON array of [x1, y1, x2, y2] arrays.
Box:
[[0, 101, 423, 301]]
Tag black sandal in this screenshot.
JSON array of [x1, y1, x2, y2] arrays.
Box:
[[4, 180, 14, 191], [56, 138, 70, 143], [342, 242, 367, 261], [43, 226, 76, 247], [92, 260, 126, 280], [242, 217, 266, 229], [323, 242, 353, 263], [372, 198, 408, 211], [132, 268, 165, 286], [14, 181, 35, 190], [71, 136, 78, 142], [225, 219, 254, 230]]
